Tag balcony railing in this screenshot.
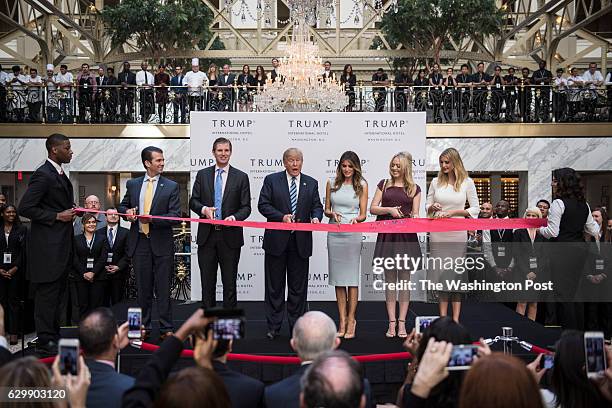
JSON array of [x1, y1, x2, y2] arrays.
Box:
[[1, 83, 610, 124]]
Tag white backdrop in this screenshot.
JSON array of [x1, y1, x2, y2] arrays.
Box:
[[190, 112, 426, 301]]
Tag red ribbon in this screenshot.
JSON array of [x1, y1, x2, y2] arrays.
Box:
[[78, 208, 546, 234]]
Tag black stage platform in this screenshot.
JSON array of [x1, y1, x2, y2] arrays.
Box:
[[26, 300, 563, 404]]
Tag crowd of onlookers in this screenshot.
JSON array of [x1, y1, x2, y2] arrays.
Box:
[[1, 306, 612, 408], [0, 59, 610, 123]]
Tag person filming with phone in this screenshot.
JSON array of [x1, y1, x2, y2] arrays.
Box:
[[78, 307, 142, 408]]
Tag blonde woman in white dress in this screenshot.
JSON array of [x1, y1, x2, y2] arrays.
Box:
[[426, 148, 479, 322]]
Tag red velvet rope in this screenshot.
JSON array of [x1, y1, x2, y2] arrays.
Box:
[[37, 341, 551, 365]]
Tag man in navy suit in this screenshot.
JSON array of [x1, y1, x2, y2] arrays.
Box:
[[170, 66, 187, 124], [79, 308, 135, 408], [189, 137, 251, 309], [258, 148, 323, 339], [212, 339, 264, 408], [118, 146, 180, 338], [19, 133, 75, 355], [264, 311, 372, 408], [96, 208, 130, 305]]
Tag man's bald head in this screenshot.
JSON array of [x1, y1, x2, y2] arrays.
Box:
[[300, 350, 365, 408], [84, 195, 101, 210], [291, 311, 338, 362]]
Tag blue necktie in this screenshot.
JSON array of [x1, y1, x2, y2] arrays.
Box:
[[108, 227, 114, 248], [290, 176, 297, 215], [215, 169, 223, 220]]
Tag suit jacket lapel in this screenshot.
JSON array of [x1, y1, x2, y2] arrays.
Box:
[[296, 176, 306, 215], [280, 172, 291, 213], [150, 176, 165, 214], [208, 167, 215, 203], [221, 166, 233, 203]]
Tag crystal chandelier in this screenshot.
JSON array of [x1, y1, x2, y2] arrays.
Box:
[[253, 1, 349, 112], [225, 0, 398, 27]]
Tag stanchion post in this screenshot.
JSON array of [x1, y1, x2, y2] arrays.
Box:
[[502, 326, 513, 355]]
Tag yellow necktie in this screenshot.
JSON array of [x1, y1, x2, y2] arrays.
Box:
[[142, 178, 153, 235]]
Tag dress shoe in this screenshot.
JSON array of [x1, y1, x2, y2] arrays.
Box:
[[35, 341, 58, 357], [266, 330, 279, 340], [160, 331, 174, 341], [344, 320, 357, 340]]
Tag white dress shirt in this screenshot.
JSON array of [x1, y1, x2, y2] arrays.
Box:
[[605, 72, 612, 86], [581, 70, 603, 89], [286, 172, 301, 199], [55, 72, 74, 87], [554, 76, 568, 89], [135, 70, 155, 86], [539, 199, 600, 239], [202, 165, 235, 221], [183, 70, 208, 95], [138, 175, 159, 233], [0, 71, 8, 86], [46, 158, 63, 174]]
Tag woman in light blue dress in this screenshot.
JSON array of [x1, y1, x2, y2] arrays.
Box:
[[325, 151, 368, 339]]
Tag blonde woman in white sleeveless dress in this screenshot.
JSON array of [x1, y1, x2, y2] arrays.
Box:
[[426, 148, 479, 322]]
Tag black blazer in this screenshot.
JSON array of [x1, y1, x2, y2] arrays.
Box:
[[85, 359, 134, 408], [264, 364, 373, 408], [212, 360, 264, 408], [189, 165, 251, 248], [258, 171, 323, 258], [96, 226, 130, 279], [118, 175, 181, 257], [72, 233, 108, 281], [218, 73, 236, 88], [512, 229, 549, 281], [118, 71, 136, 86], [0, 224, 26, 271], [18, 160, 74, 283]]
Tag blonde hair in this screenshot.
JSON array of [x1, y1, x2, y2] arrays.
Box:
[[386, 151, 417, 197], [437, 148, 468, 192], [524, 207, 543, 218]]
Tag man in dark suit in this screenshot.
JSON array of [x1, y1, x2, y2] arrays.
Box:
[[117, 61, 136, 122], [79, 308, 135, 408], [19, 133, 75, 355], [189, 137, 251, 309], [258, 148, 323, 339], [96, 208, 130, 305], [212, 339, 264, 408], [264, 311, 372, 408], [170, 66, 187, 124], [217, 64, 236, 111], [118, 146, 180, 338]]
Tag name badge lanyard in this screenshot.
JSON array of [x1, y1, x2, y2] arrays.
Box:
[[86, 235, 95, 270], [496, 229, 507, 257], [3, 232, 11, 264]]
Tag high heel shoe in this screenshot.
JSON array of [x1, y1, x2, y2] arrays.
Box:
[[398, 320, 408, 338], [344, 320, 357, 339], [386, 320, 397, 338], [337, 320, 347, 338]]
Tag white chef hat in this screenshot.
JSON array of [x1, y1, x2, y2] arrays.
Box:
[[191, 58, 199, 66], [46, 63, 54, 71]]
